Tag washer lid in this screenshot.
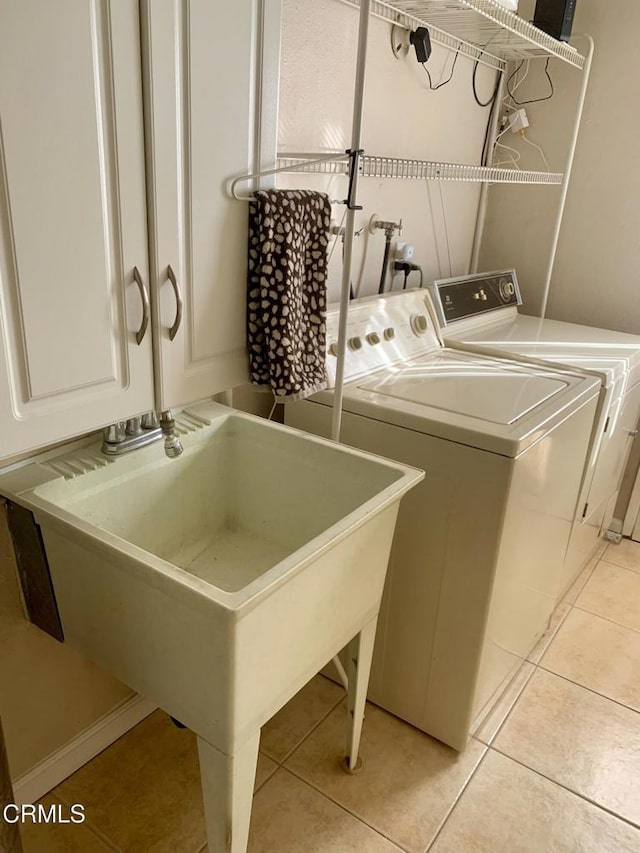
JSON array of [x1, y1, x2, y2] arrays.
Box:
[[358, 357, 567, 425], [328, 349, 601, 457], [443, 314, 640, 388]]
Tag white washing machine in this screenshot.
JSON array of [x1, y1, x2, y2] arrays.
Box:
[[427, 270, 640, 591], [286, 290, 599, 750]]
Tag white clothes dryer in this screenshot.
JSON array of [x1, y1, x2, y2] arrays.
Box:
[[286, 290, 599, 750], [427, 270, 640, 590]]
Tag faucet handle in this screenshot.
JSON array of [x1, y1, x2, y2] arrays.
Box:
[[141, 411, 160, 430], [103, 422, 126, 444], [125, 417, 143, 436]]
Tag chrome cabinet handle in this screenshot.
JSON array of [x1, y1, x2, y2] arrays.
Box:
[[626, 429, 639, 438], [133, 266, 150, 345], [167, 264, 183, 341]]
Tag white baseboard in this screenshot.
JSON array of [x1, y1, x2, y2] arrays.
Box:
[[12, 694, 157, 804]]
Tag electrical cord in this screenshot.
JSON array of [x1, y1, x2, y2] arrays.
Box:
[[327, 207, 348, 265], [425, 181, 444, 278], [437, 181, 453, 276], [493, 138, 521, 169], [506, 58, 530, 103], [393, 261, 423, 290], [481, 93, 498, 164], [507, 58, 554, 105], [476, 50, 504, 164], [472, 56, 500, 108], [421, 43, 461, 90], [520, 131, 550, 171]]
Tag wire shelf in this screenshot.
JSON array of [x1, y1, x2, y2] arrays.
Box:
[[277, 153, 563, 185], [337, 0, 585, 70]]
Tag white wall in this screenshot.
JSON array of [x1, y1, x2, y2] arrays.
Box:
[[278, 0, 496, 302], [0, 505, 133, 780], [481, 0, 640, 334]]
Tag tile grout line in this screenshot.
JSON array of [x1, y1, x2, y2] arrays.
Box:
[[475, 662, 538, 747], [534, 663, 640, 716], [281, 764, 410, 852], [47, 792, 122, 852], [528, 599, 574, 665], [262, 686, 346, 768], [482, 601, 574, 748], [572, 601, 640, 634], [597, 557, 640, 575], [486, 744, 640, 832], [421, 747, 493, 853], [562, 557, 601, 606], [253, 760, 279, 794]]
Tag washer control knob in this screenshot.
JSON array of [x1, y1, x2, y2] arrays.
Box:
[[366, 332, 381, 346], [480, 289, 488, 302], [383, 327, 396, 341], [348, 336, 363, 351], [499, 278, 515, 301], [410, 314, 429, 336], [328, 342, 339, 357]]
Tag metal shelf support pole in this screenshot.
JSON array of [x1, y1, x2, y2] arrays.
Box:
[[470, 70, 506, 273], [331, 0, 372, 443], [539, 34, 594, 319]]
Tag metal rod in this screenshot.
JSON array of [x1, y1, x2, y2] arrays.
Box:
[[470, 70, 506, 272], [539, 34, 594, 319], [230, 151, 349, 199], [378, 232, 393, 294], [331, 0, 371, 444]]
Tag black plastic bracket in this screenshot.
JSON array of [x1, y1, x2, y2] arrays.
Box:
[[344, 148, 364, 211], [5, 499, 64, 642]]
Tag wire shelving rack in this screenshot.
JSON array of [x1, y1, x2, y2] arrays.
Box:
[[337, 0, 585, 70], [277, 153, 564, 185]]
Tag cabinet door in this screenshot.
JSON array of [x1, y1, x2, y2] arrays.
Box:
[[0, 0, 154, 462], [141, 0, 281, 410]]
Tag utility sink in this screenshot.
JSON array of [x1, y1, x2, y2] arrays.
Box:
[[0, 402, 422, 852]]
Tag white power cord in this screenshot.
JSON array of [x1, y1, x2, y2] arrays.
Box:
[[492, 59, 530, 168], [425, 181, 444, 278], [504, 59, 530, 109], [437, 182, 453, 277], [328, 206, 348, 265], [494, 138, 522, 169], [519, 131, 551, 171]]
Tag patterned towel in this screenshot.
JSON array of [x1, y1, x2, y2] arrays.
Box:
[[247, 189, 331, 402]]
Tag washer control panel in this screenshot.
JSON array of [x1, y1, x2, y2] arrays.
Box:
[[324, 290, 439, 387], [427, 269, 521, 327]]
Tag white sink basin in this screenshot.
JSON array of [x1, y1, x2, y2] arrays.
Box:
[[0, 402, 422, 852]]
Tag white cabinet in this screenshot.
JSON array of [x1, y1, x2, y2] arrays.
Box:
[[0, 0, 154, 460], [141, 0, 281, 411], [0, 0, 281, 461]]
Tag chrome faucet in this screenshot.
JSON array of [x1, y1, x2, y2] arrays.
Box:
[[159, 410, 184, 458], [102, 410, 182, 458]]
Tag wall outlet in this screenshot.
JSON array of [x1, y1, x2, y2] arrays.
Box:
[[395, 241, 414, 261], [509, 108, 530, 133]]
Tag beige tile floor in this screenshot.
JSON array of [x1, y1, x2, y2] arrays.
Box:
[[20, 541, 640, 852]]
